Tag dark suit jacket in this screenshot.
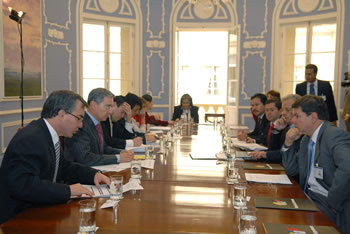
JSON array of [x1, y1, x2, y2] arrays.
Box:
[[248, 114, 270, 145], [171, 106, 199, 123], [0, 118, 97, 224], [295, 80, 338, 122], [101, 118, 128, 149], [64, 114, 121, 166], [282, 121, 350, 232]]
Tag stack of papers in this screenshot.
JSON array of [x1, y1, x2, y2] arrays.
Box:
[[231, 138, 268, 151], [92, 159, 155, 172], [149, 126, 171, 131], [245, 173, 292, 184]]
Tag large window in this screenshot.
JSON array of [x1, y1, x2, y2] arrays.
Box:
[[281, 22, 336, 95], [82, 21, 133, 100]]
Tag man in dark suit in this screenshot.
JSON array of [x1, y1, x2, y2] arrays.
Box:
[[238, 93, 269, 145], [101, 95, 143, 149], [0, 90, 110, 224], [64, 88, 134, 166], [282, 95, 350, 233], [249, 94, 301, 162], [295, 64, 338, 123]]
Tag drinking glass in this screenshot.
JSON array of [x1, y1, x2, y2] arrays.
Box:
[[227, 159, 239, 184], [233, 181, 247, 209], [145, 145, 154, 159], [130, 160, 142, 179], [239, 207, 257, 234], [109, 175, 123, 200], [78, 199, 96, 233]]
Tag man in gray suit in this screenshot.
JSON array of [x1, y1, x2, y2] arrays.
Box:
[[282, 95, 350, 233], [65, 88, 134, 166]]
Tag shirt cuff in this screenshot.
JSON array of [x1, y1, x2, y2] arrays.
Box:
[[281, 145, 289, 152], [125, 121, 134, 133], [115, 154, 120, 163], [126, 139, 134, 148]]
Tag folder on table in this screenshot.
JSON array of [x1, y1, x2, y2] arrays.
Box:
[[263, 223, 339, 234], [243, 162, 284, 170], [255, 197, 318, 211]]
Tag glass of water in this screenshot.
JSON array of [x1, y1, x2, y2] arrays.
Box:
[[227, 159, 239, 184], [233, 181, 247, 209], [239, 207, 257, 234], [145, 145, 154, 159], [109, 175, 123, 201], [78, 199, 96, 233], [131, 160, 142, 179]]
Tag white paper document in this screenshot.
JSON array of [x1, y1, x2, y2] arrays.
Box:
[[126, 144, 146, 153], [149, 126, 171, 131], [245, 173, 292, 184], [92, 163, 131, 172], [123, 179, 144, 193], [82, 184, 111, 198], [100, 199, 119, 209], [231, 138, 268, 151], [141, 159, 155, 169], [229, 125, 249, 130]]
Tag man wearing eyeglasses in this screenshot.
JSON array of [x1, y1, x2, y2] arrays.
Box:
[[64, 88, 134, 166], [0, 90, 110, 224]]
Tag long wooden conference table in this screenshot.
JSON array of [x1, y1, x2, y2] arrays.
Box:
[[0, 125, 340, 233]]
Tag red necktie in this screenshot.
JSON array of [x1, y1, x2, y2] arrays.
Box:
[[267, 123, 274, 147], [96, 123, 103, 152]]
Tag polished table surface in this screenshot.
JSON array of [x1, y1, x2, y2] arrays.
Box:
[[0, 125, 339, 233]]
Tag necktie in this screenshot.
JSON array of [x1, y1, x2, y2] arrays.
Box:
[[310, 83, 315, 95], [304, 140, 315, 192], [96, 123, 103, 152], [53, 141, 60, 182], [267, 123, 274, 147]]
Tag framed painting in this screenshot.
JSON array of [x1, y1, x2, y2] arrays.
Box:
[[2, 0, 41, 98]]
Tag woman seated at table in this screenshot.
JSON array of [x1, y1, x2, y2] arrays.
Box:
[[172, 94, 199, 123], [135, 94, 174, 126]]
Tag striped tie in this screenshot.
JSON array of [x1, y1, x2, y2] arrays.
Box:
[[53, 141, 60, 182]]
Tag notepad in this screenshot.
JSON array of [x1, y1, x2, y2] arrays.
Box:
[[245, 173, 292, 184], [255, 197, 318, 211], [263, 223, 339, 234], [243, 162, 284, 171]]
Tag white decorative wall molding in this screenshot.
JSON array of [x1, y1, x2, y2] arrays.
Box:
[[193, 0, 215, 19], [146, 40, 166, 48], [98, 0, 119, 13], [214, 3, 229, 19], [319, 0, 334, 11], [241, 113, 252, 126], [43, 40, 72, 98], [243, 0, 268, 39], [179, 4, 195, 19], [86, 0, 101, 12], [241, 50, 266, 100], [146, 50, 165, 99], [48, 28, 64, 40], [297, 0, 320, 13], [0, 107, 42, 116], [348, 51, 350, 71], [1, 118, 37, 153], [282, 0, 298, 16], [243, 40, 266, 49], [147, 0, 165, 39], [119, 0, 133, 16], [43, 0, 72, 29]]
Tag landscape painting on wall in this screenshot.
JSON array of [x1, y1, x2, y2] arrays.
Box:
[[2, 0, 41, 97]]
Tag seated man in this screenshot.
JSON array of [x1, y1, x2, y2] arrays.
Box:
[[64, 88, 134, 166], [238, 93, 269, 144], [101, 95, 143, 149], [249, 94, 301, 162], [113, 93, 156, 143], [0, 90, 110, 224], [282, 95, 350, 233]]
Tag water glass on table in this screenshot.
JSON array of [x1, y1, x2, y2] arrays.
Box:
[[109, 175, 123, 201], [145, 145, 154, 159], [131, 160, 142, 179], [233, 181, 247, 209], [78, 199, 96, 233], [239, 207, 257, 234], [227, 159, 239, 184]]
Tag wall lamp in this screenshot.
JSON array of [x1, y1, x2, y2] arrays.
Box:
[[8, 7, 26, 23]]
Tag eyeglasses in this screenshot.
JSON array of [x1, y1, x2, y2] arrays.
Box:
[[66, 112, 83, 122]]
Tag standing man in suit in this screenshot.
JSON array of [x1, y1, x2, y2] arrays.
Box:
[[295, 64, 338, 124], [282, 95, 350, 233], [238, 93, 270, 145], [249, 94, 301, 162], [64, 88, 134, 166], [0, 90, 110, 224]]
